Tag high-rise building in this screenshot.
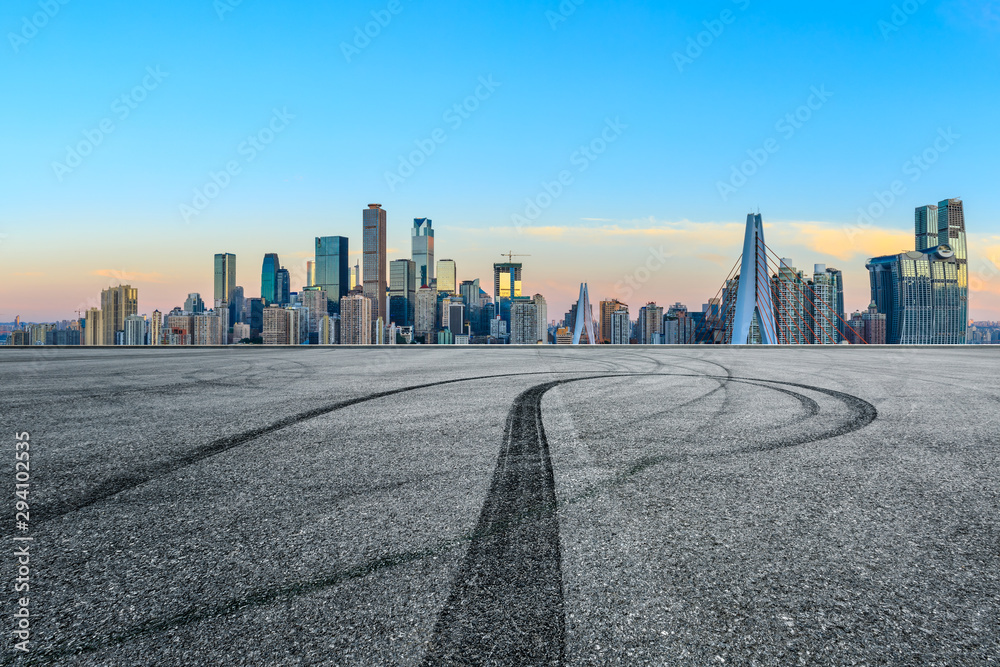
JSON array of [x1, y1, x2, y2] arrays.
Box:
[[937, 197, 968, 326], [809, 265, 838, 345], [340, 294, 372, 345], [772, 259, 808, 344], [228, 286, 245, 326], [494, 263, 522, 304], [306, 261, 315, 288], [276, 268, 291, 306], [412, 218, 435, 287], [389, 259, 417, 326], [511, 297, 540, 345], [301, 288, 328, 344], [315, 236, 350, 311], [363, 204, 388, 322], [150, 310, 162, 346], [533, 294, 548, 344], [610, 307, 630, 345], [262, 305, 290, 345], [664, 303, 697, 345], [101, 285, 138, 346], [184, 293, 205, 314], [867, 245, 966, 344], [123, 315, 147, 346], [350, 261, 361, 290], [318, 315, 338, 345], [84, 308, 103, 346], [636, 302, 664, 345], [915, 205, 939, 251], [214, 253, 236, 308], [437, 259, 457, 295], [261, 253, 280, 304], [600, 299, 627, 343], [415, 286, 439, 343], [459, 279, 483, 334], [193, 313, 224, 346], [862, 302, 887, 345], [824, 267, 845, 342]]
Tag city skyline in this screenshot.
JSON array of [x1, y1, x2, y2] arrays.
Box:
[[3, 1, 1000, 321]]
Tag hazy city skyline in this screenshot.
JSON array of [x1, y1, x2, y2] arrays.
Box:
[[3, 1, 1000, 321]]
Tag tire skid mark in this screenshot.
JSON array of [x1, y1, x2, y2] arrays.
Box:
[[27, 371, 594, 529], [24, 373, 878, 663]]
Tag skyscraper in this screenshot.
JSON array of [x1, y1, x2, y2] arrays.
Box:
[[636, 302, 663, 345], [276, 268, 290, 306], [124, 315, 147, 346], [184, 293, 205, 314], [915, 205, 939, 251], [511, 297, 538, 345], [101, 285, 138, 346], [214, 253, 236, 308], [533, 294, 548, 345], [262, 305, 290, 345], [824, 267, 845, 342], [867, 245, 966, 344], [389, 259, 417, 326], [415, 286, 439, 344], [437, 259, 457, 294], [306, 261, 315, 288], [809, 265, 838, 345], [84, 308, 103, 346], [610, 306, 630, 345], [772, 259, 807, 345], [340, 294, 372, 345], [301, 287, 328, 344], [494, 263, 522, 304], [412, 218, 435, 287], [315, 236, 350, 311], [350, 261, 361, 290], [599, 299, 627, 343], [150, 310, 162, 346], [937, 198, 968, 327], [459, 279, 483, 335], [363, 204, 388, 322], [261, 253, 280, 304]]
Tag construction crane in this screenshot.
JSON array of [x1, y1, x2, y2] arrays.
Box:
[[500, 251, 530, 263]]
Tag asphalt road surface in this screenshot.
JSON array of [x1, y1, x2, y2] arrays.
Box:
[[1, 346, 998, 666]]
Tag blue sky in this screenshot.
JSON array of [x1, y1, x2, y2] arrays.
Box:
[[2, 0, 999, 320]]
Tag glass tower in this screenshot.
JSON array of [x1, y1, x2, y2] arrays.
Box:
[[437, 259, 457, 294], [214, 253, 236, 307], [412, 218, 435, 288], [915, 205, 939, 251], [389, 259, 416, 326], [315, 236, 350, 312], [363, 204, 388, 322], [937, 198, 968, 331], [261, 253, 280, 305]]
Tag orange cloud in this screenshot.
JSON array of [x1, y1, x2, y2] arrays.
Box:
[[772, 222, 913, 262]]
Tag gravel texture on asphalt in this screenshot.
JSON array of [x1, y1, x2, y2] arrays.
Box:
[[0, 346, 997, 666]]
